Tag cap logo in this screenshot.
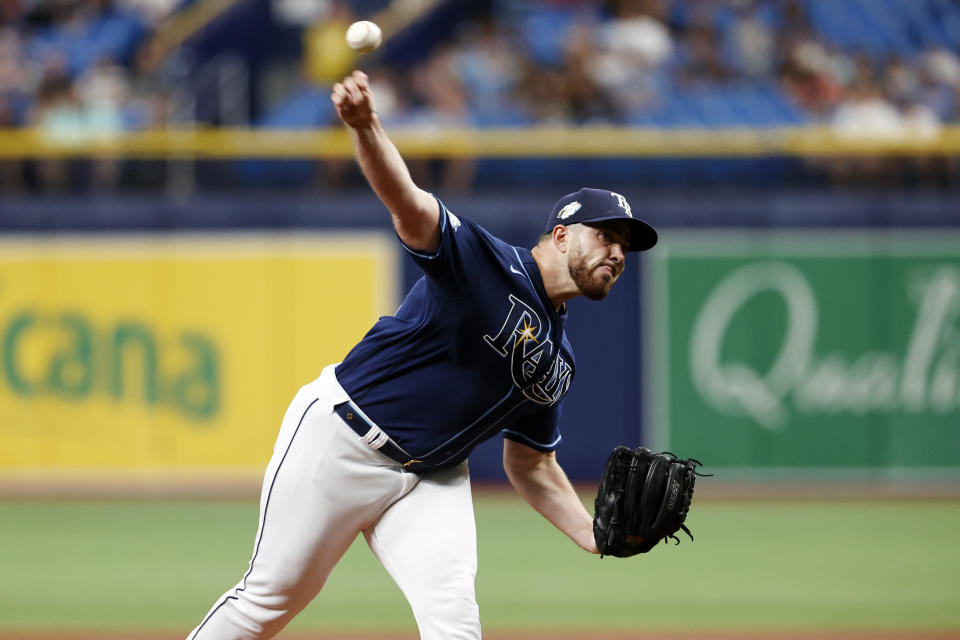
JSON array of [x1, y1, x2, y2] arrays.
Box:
[[611, 192, 632, 217], [557, 201, 581, 220]]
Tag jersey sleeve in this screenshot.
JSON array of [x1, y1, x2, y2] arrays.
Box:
[[501, 403, 563, 453], [399, 197, 484, 297]]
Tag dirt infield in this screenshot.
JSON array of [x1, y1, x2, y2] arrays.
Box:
[[3, 631, 959, 639]]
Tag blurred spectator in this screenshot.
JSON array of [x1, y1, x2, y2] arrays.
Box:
[[883, 56, 920, 107], [1, 0, 959, 192], [917, 47, 960, 122], [0, 27, 31, 120], [407, 45, 476, 193], [831, 75, 903, 141], [0, 92, 24, 191], [605, 0, 673, 69], [827, 73, 904, 186], [76, 55, 128, 190], [676, 22, 731, 85], [778, 0, 814, 49], [559, 23, 620, 123], [513, 63, 569, 124], [724, 0, 776, 79], [5, 0, 960, 142], [901, 101, 942, 141], [367, 67, 409, 126], [0, 26, 29, 191], [453, 17, 524, 124], [594, 0, 672, 116], [77, 56, 128, 130], [28, 59, 81, 191], [780, 38, 844, 117], [302, 1, 357, 86], [410, 45, 473, 129]]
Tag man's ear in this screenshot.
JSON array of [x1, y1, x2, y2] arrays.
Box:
[[552, 225, 570, 253]]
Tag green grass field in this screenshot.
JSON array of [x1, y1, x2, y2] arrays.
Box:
[[1, 493, 958, 636]]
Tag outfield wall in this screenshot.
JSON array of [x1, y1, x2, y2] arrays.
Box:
[[0, 233, 399, 487], [646, 231, 960, 481], [0, 189, 957, 488]]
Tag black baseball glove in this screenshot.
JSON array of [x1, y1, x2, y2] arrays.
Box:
[[593, 447, 706, 557]]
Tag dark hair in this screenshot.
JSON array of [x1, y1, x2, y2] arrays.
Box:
[[534, 230, 553, 249]]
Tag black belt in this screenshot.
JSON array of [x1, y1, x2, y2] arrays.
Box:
[[333, 401, 427, 474]]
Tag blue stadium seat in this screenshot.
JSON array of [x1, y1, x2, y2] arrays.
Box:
[[724, 90, 775, 127], [25, 11, 145, 77], [694, 93, 739, 128], [518, 5, 601, 67], [862, 0, 912, 55], [473, 106, 534, 128], [257, 86, 335, 129], [236, 85, 336, 185], [939, 5, 960, 47], [801, 0, 960, 59], [657, 93, 707, 128]]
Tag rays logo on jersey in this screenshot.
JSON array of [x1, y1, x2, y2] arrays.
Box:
[[483, 295, 572, 405]]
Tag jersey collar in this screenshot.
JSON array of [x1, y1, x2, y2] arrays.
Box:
[[519, 249, 567, 323]]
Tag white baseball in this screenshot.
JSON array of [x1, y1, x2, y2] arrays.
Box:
[[345, 20, 382, 53]]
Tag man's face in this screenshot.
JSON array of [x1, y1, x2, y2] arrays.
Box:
[[566, 222, 630, 300]]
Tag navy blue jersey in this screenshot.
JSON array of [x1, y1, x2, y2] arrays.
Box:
[[335, 199, 575, 469]]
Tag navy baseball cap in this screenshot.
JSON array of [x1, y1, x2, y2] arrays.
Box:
[[546, 188, 657, 252]]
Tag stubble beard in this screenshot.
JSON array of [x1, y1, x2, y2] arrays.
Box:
[[568, 245, 616, 301]]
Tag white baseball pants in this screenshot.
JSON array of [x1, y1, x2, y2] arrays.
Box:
[[187, 364, 481, 639]]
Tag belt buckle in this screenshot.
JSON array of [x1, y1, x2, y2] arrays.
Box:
[[402, 458, 427, 473]]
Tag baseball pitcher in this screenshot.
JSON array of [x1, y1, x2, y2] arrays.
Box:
[[187, 70, 695, 640]]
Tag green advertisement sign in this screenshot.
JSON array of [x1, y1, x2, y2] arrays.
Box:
[[646, 231, 960, 478]]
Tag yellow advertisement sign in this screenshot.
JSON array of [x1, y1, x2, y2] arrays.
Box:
[[0, 233, 398, 481]]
